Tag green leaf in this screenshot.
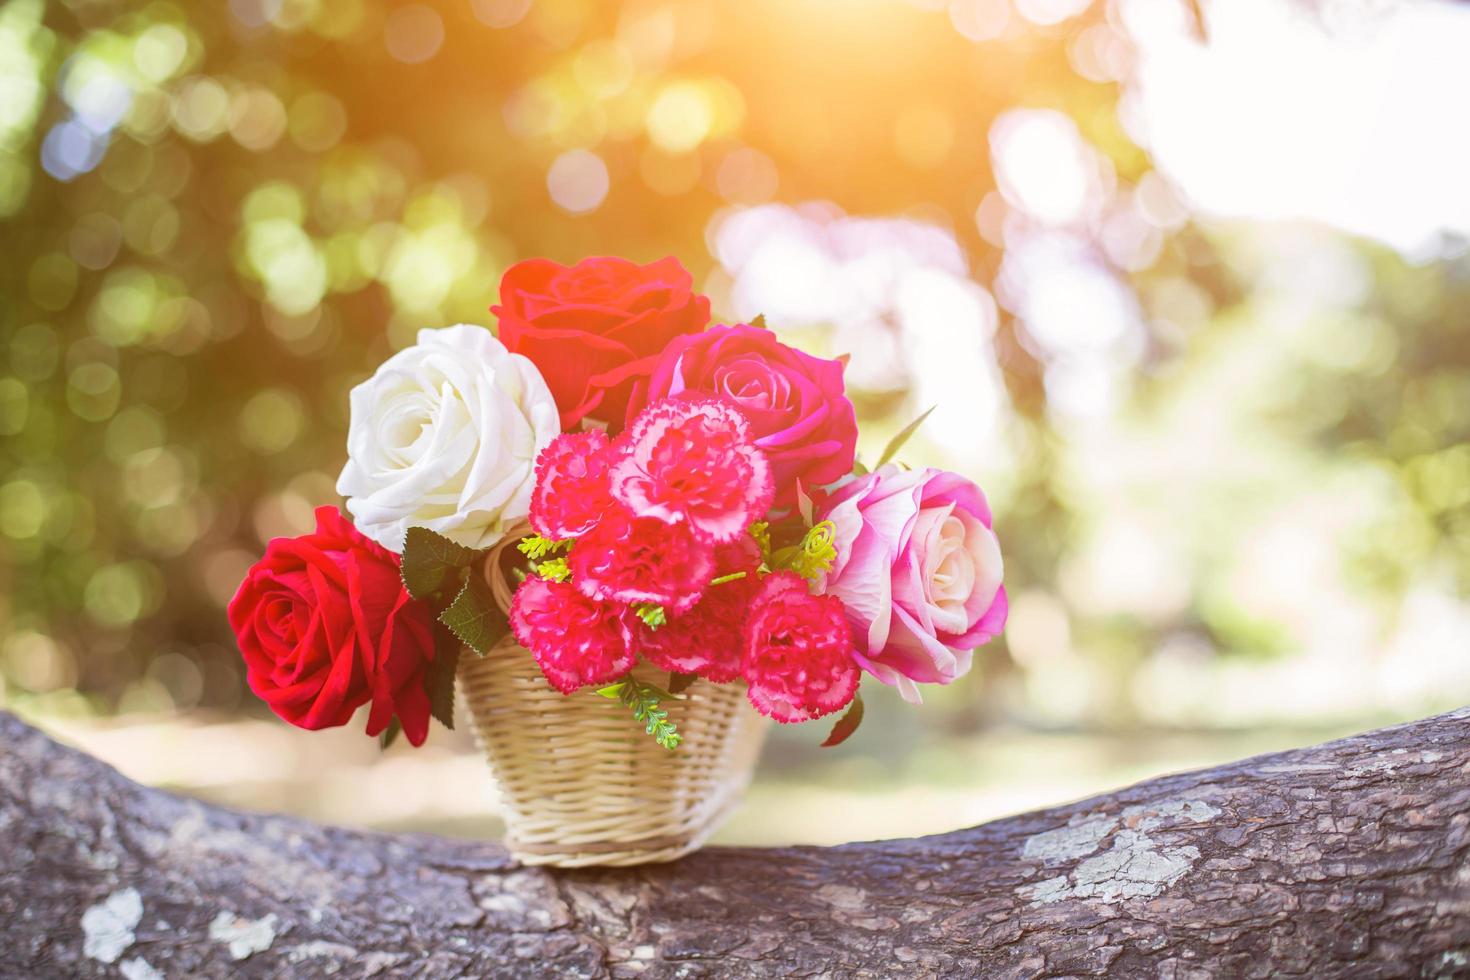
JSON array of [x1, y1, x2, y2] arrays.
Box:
[[750, 313, 768, 329], [378, 717, 402, 750], [401, 526, 480, 601], [852, 458, 869, 477], [516, 533, 568, 562], [439, 572, 509, 656], [535, 556, 571, 582], [637, 679, 678, 701], [424, 640, 461, 731], [820, 694, 864, 748], [708, 571, 747, 587], [634, 603, 667, 629], [595, 682, 627, 699], [875, 405, 937, 469], [606, 675, 683, 750], [667, 672, 697, 695]]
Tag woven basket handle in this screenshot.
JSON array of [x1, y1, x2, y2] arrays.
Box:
[[484, 520, 533, 617]]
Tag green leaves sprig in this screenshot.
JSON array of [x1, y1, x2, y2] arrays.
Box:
[[596, 676, 683, 750], [633, 603, 667, 629], [401, 526, 479, 598], [438, 573, 505, 654], [517, 533, 573, 582], [516, 533, 567, 562], [749, 520, 772, 572], [535, 556, 571, 582], [423, 638, 462, 732], [402, 526, 507, 656], [399, 526, 510, 737]]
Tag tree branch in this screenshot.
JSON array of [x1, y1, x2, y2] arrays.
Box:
[[2, 708, 1468, 977]]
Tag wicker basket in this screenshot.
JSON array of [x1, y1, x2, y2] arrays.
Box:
[[457, 527, 770, 867]]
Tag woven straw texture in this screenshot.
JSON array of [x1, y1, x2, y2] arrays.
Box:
[[458, 525, 770, 867]]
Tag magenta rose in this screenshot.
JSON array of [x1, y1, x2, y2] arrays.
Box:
[[816, 465, 1007, 702], [626, 323, 858, 505]]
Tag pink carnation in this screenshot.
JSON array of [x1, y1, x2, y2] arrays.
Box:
[[529, 429, 618, 540], [510, 576, 634, 694], [627, 323, 858, 508], [626, 538, 762, 683], [569, 505, 715, 613], [610, 396, 774, 543], [741, 572, 860, 723]]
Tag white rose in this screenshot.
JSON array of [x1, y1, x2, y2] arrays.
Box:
[[336, 324, 559, 552]]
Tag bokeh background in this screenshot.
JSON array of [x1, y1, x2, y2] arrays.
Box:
[[3, 0, 1469, 844]]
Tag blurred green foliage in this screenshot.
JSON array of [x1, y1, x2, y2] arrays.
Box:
[[2, 0, 1467, 732]]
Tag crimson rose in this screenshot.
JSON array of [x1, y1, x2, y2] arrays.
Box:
[[492, 256, 711, 430], [627, 323, 858, 505], [228, 507, 437, 745]]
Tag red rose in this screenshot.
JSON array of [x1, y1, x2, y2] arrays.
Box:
[[228, 507, 437, 745], [627, 323, 858, 506], [492, 256, 711, 430]]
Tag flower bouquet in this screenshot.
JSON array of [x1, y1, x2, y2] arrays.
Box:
[[229, 256, 1007, 866]]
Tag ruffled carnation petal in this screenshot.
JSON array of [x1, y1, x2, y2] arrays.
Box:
[[626, 539, 762, 683], [741, 572, 860, 723], [568, 505, 715, 613], [529, 429, 619, 540], [610, 396, 774, 543], [510, 576, 634, 694]]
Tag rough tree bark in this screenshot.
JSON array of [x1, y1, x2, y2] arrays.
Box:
[[1, 709, 1468, 979]]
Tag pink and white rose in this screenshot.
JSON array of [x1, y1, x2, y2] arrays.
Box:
[[816, 465, 1007, 702]]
